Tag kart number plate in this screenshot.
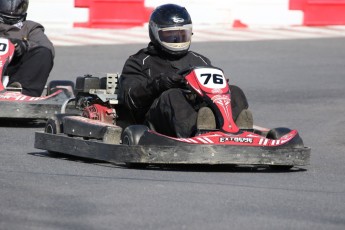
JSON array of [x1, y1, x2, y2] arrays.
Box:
[[194, 68, 227, 89]]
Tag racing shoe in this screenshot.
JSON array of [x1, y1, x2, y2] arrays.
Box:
[[196, 107, 216, 130], [7, 82, 22, 88], [235, 109, 253, 129]]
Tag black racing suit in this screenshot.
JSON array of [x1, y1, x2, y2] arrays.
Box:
[[119, 43, 248, 137], [0, 20, 54, 97]]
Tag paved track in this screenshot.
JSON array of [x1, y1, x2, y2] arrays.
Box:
[[1, 35, 345, 229]]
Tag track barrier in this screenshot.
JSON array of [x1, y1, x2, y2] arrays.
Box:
[[74, 0, 153, 28]]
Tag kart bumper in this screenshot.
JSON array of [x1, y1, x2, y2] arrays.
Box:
[[35, 131, 311, 166]]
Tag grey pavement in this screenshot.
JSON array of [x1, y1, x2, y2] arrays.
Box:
[[1, 37, 345, 230]]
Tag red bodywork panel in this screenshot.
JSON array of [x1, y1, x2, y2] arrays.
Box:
[[0, 90, 63, 102], [74, 0, 153, 28], [159, 129, 299, 147], [0, 39, 15, 91], [185, 67, 239, 133]]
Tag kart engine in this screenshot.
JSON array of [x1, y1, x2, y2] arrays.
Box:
[[74, 74, 119, 125], [82, 103, 115, 124]]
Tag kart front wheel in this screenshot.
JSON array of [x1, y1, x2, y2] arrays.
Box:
[[121, 125, 149, 145], [266, 127, 304, 148], [266, 127, 303, 171], [121, 125, 149, 168]]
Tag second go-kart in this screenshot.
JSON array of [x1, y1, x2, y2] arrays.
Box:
[[0, 38, 75, 120], [34, 65, 311, 170]]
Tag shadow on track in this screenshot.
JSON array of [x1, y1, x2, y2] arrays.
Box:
[[0, 118, 46, 128], [28, 151, 117, 168]]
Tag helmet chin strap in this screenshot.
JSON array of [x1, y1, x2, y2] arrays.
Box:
[[161, 41, 191, 52], [156, 43, 189, 59]]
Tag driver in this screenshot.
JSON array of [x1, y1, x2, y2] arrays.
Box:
[[119, 3, 253, 138], [0, 0, 54, 97]]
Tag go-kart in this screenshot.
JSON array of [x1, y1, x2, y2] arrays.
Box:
[[34, 66, 311, 170], [0, 38, 75, 119]]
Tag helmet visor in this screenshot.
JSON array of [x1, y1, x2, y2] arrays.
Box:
[[0, 13, 26, 24], [158, 27, 192, 43]]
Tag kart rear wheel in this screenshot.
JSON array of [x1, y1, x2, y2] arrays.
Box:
[[266, 127, 303, 171], [45, 118, 61, 134], [44, 114, 75, 155], [44, 118, 62, 155], [121, 125, 149, 168], [44, 114, 74, 134]]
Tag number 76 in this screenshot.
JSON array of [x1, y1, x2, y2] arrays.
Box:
[[200, 73, 224, 85]]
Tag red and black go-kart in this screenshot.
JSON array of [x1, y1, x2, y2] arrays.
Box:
[[34, 65, 311, 170], [0, 38, 75, 120]]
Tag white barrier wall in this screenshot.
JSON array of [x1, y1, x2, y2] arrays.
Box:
[[146, 0, 303, 28], [232, 0, 302, 27], [27, 0, 87, 28], [146, 0, 235, 28], [27, 0, 303, 29]]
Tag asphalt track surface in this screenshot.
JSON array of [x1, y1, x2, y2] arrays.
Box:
[[1, 37, 345, 230]]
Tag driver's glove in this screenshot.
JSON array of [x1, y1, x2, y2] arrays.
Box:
[[9, 38, 28, 57], [153, 72, 185, 93]]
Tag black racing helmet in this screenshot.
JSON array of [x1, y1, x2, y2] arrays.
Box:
[[149, 4, 193, 57], [0, 0, 29, 25]]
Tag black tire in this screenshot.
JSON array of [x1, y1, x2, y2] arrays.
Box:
[[44, 114, 75, 134], [44, 114, 75, 155], [121, 125, 149, 168], [266, 127, 292, 140], [121, 125, 149, 145], [47, 80, 75, 96], [266, 127, 304, 171], [266, 127, 304, 147], [44, 117, 62, 155], [45, 118, 61, 134]]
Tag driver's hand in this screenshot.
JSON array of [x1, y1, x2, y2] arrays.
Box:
[[9, 38, 28, 57], [155, 72, 185, 92]]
